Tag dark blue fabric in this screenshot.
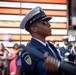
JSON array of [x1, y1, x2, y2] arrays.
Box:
[[21, 38, 62, 75], [59, 44, 72, 57], [68, 50, 76, 62]]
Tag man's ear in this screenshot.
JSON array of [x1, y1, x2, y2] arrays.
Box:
[[31, 26, 37, 32]]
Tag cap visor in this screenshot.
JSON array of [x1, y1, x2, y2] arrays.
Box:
[[41, 16, 52, 21]]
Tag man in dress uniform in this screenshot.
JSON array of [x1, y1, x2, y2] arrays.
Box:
[[20, 6, 72, 75], [50, 38, 56, 46], [59, 36, 72, 57]]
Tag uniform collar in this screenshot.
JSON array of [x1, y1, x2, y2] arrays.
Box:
[[33, 37, 47, 47]]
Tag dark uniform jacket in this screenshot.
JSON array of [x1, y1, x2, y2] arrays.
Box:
[[59, 43, 72, 57], [21, 38, 63, 75], [68, 50, 76, 62]]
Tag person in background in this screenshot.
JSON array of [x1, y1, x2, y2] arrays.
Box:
[[56, 43, 60, 50], [59, 36, 72, 57], [9, 43, 19, 75], [20, 6, 64, 75], [50, 38, 56, 46], [16, 44, 25, 75], [4, 47, 10, 75], [50, 39, 61, 59], [68, 41, 76, 64], [0, 43, 6, 75]]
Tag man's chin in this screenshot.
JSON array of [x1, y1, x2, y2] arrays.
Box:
[[47, 34, 52, 36], [49, 33, 52, 35]]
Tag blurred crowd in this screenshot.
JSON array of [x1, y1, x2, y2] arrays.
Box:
[[50, 36, 76, 63], [0, 42, 25, 75], [0, 35, 76, 75]]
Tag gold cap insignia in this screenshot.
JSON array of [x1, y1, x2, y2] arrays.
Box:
[[24, 55, 32, 65]]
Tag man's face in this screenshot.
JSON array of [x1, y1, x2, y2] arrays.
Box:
[[63, 40, 68, 45], [33, 20, 52, 37], [51, 41, 55, 45]]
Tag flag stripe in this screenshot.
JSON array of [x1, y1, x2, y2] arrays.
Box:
[[22, 3, 67, 10], [23, 0, 67, 4], [0, 28, 67, 35], [0, 8, 67, 16], [0, 41, 28, 49], [5, 0, 67, 4], [0, 41, 64, 48], [0, 15, 67, 22], [0, 2, 67, 10], [0, 21, 67, 29], [0, 34, 64, 41], [1, 41, 64, 52]]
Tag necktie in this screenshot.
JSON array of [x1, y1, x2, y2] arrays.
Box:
[[46, 43, 49, 48], [46, 43, 57, 58]]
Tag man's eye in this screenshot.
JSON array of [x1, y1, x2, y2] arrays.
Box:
[[42, 21, 48, 25]]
